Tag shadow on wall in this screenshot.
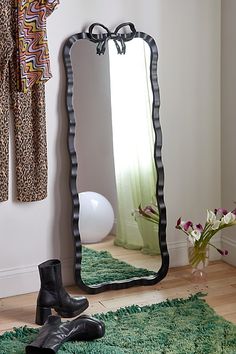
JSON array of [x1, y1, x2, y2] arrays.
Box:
[[52, 39, 74, 285]]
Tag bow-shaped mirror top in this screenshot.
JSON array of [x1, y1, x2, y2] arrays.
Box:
[[88, 22, 136, 55], [63, 23, 169, 294]]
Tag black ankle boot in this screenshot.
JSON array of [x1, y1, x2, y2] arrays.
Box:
[[35, 259, 89, 325], [26, 315, 105, 354]]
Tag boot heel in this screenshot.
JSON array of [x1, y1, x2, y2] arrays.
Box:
[[35, 305, 52, 325]]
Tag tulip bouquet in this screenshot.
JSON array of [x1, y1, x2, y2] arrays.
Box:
[[133, 202, 159, 225], [176, 208, 236, 269], [132, 202, 160, 254]]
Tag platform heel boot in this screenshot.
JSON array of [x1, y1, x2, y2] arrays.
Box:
[[35, 259, 89, 325]]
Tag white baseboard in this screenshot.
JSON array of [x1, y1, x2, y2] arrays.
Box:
[[168, 240, 188, 267], [0, 258, 74, 299], [0, 237, 223, 298], [221, 235, 236, 267], [0, 264, 40, 299]]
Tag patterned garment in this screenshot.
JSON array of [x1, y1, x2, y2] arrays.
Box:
[[17, 0, 59, 93], [0, 0, 48, 202]]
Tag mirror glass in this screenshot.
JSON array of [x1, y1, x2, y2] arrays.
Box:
[[71, 37, 162, 287]]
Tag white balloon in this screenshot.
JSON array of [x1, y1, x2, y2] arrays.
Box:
[[79, 192, 114, 244]]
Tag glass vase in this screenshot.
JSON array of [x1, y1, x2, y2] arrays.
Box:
[[188, 241, 209, 283]]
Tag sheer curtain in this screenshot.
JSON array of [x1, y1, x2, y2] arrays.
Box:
[[108, 39, 160, 255]]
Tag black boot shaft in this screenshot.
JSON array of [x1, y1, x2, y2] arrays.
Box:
[[36, 259, 89, 325], [38, 259, 63, 291], [37, 259, 63, 308], [26, 315, 105, 354]]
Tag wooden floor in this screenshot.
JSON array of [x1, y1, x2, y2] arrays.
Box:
[[0, 261, 236, 334]]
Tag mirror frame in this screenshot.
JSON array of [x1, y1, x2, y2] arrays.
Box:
[[63, 23, 169, 294]]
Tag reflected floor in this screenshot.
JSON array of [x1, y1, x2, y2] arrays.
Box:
[[84, 234, 161, 272]]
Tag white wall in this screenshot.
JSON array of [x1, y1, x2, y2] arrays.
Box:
[[157, 0, 221, 265], [221, 0, 236, 265], [0, 0, 221, 297]]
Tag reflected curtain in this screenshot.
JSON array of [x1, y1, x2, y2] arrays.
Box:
[[108, 39, 160, 255]]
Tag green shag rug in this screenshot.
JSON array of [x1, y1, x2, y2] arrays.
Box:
[[81, 246, 156, 285], [1, 293, 236, 353]]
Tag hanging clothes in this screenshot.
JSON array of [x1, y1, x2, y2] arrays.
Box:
[[0, 0, 59, 202], [17, 0, 60, 92]]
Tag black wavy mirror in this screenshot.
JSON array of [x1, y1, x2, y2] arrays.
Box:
[[63, 23, 169, 294]]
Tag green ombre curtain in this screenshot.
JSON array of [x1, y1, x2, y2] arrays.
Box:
[[108, 39, 160, 255]]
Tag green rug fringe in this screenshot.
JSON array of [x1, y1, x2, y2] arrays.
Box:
[[81, 246, 156, 285], [1, 293, 236, 354], [95, 292, 207, 321]]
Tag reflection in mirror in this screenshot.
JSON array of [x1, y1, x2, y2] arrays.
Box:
[[71, 37, 162, 287]]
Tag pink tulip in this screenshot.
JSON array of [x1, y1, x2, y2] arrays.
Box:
[[214, 208, 228, 216], [196, 223, 203, 232], [136, 203, 159, 223], [183, 221, 193, 232], [144, 206, 158, 216], [176, 217, 182, 228], [216, 248, 229, 256], [231, 208, 236, 216]]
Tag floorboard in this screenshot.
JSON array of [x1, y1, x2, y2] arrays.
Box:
[[0, 261, 236, 334]]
